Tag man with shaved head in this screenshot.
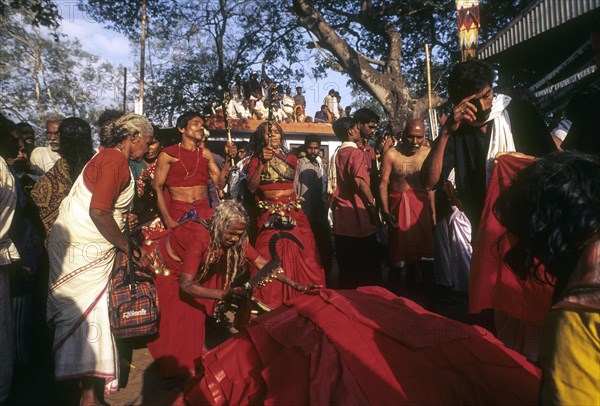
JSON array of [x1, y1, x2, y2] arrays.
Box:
[[379, 119, 434, 289]]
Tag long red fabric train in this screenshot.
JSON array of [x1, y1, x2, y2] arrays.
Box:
[[185, 287, 540, 405]]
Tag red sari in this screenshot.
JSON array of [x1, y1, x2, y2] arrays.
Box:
[[144, 222, 225, 378], [469, 155, 553, 324], [185, 287, 540, 405], [247, 153, 326, 309]]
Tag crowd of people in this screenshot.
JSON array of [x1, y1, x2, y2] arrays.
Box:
[[203, 64, 349, 124], [0, 52, 598, 405]]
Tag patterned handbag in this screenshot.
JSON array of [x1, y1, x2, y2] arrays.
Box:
[[108, 229, 159, 339]]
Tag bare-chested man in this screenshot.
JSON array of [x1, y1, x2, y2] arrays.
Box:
[[379, 119, 435, 288], [153, 111, 226, 229]]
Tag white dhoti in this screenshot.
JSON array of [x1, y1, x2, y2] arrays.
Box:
[[47, 165, 133, 393], [433, 206, 472, 293]]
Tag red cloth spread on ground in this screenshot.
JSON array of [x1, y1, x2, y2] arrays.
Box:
[[144, 222, 225, 378], [162, 144, 209, 187], [251, 194, 326, 309], [388, 188, 434, 262], [185, 287, 540, 405], [469, 155, 553, 324]]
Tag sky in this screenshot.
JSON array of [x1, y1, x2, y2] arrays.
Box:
[[54, 0, 353, 120]]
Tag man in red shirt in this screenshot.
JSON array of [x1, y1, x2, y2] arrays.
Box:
[[353, 108, 380, 182], [330, 117, 382, 288]]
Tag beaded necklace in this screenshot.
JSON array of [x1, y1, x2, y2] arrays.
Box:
[[178, 143, 200, 180]]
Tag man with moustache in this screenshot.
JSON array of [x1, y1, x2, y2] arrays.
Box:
[[295, 134, 331, 275], [380, 119, 434, 275], [420, 59, 555, 235], [420, 59, 556, 360], [30, 115, 63, 179], [153, 111, 225, 228], [353, 108, 381, 201]]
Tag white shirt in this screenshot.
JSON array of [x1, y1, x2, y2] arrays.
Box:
[[273, 108, 288, 122], [0, 157, 17, 265], [30, 146, 60, 178], [324, 94, 339, 119]]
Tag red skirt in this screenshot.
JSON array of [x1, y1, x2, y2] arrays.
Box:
[[251, 196, 326, 309], [144, 239, 222, 378], [469, 155, 553, 324], [185, 287, 541, 405], [388, 189, 434, 262]]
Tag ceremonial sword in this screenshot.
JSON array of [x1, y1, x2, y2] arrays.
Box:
[[213, 231, 304, 324]]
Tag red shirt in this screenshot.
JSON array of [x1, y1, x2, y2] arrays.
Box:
[[331, 146, 375, 237], [83, 149, 131, 211], [162, 144, 209, 187]]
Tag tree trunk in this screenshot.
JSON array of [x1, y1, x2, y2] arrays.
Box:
[[292, 0, 419, 133]]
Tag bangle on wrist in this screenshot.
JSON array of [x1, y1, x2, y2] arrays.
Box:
[[366, 198, 376, 207]]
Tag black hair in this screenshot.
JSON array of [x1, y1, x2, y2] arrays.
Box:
[[447, 59, 494, 105], [176, 111, 204, 131], [97, 109, 123, 128], [494, 151, 600, 288], [236, 140, 250, 150], [353, 108, 380, 125], [15, 122, 35, 139], [0, 134, 20, 160], [58, 117, 95, 182], [304, 133, 321, 146], [97, 110, 124, 147], [0, 115, 18, 159], [249, 121, 285, 156], [155, 126, 180, 148], [332, 117, 356, 142]]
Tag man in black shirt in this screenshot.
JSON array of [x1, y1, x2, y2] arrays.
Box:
[[420, 60, 556, 237]]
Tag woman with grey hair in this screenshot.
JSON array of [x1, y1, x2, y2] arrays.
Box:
[[46, 113, 154, 405]]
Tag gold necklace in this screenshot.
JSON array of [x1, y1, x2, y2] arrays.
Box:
[[178, 143, 200, 180]]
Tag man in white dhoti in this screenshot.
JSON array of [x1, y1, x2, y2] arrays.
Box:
[[47, 113, 153, 405]]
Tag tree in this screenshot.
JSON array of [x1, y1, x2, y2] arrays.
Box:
[[0, 0, 60, 29], [287, 0, 531, 131], [79, 0, 531, 129], [0, 7, 124, 126]]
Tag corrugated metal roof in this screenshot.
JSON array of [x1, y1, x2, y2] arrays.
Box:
[[479, 0, 600, 59]]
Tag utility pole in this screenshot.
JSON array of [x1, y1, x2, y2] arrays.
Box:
[[123, 67, 127, 112], [138, 0, 147, 114]]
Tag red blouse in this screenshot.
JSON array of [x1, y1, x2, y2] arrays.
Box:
[[83, 149, 131, 211], [162, 144, 209, 187]]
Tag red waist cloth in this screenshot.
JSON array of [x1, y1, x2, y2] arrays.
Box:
[[388, 189, 434, 262], [469, 155, 553, 324], [163, 144, 209, 187], [251, 194, 326, 309], [185, 287, 540, 405], [168, 198, 212, 223]]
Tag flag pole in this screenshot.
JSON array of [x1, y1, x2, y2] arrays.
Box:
[[425, 44, 438, 140]]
